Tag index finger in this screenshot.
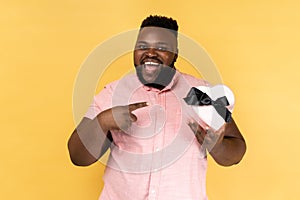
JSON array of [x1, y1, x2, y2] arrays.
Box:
[[128, 102, 149, 111]]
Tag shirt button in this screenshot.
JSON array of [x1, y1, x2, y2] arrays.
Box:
[[151, 189, 156, 194], [155, 147, 160, 152]]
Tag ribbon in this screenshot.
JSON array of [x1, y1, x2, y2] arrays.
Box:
[[183, 87, 232, 122]]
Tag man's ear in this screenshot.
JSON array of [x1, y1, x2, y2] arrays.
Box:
[[174, 50, 178, 63]]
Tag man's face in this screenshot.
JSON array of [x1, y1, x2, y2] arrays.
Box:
[[134, 27, 178, 87]]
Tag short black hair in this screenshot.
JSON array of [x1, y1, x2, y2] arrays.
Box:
[[140, 15, 178, 37]]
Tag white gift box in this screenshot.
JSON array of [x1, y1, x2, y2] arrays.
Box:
[[188, 84, 235, 131]]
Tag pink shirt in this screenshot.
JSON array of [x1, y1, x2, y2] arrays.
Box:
[[85, 71, 209, 200]]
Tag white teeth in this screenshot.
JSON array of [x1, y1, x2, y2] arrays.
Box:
[[144, 61, 160, 65]]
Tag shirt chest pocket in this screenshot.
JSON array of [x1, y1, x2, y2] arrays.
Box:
[[131, 105, 166, 138]]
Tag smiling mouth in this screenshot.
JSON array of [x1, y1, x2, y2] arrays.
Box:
[[143, 60, 162, 66], [143, 61, 162, 73], [143, 61, 160, 66]]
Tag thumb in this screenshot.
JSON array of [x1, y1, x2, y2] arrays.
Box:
[[130, 113, 137, 122]]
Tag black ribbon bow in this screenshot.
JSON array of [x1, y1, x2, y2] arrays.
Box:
[[183, 87, 232, 122]]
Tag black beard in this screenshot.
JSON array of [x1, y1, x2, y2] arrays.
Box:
[[135, 63, 176, 90]]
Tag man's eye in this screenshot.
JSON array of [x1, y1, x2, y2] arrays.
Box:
[[156, 46, 168, 51], [137, 45, 148, 50]]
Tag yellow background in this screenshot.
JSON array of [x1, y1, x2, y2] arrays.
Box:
[[1, 0, 300, 199]]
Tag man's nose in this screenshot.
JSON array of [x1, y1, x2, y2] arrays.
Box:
[[145, 48, 158, 57]]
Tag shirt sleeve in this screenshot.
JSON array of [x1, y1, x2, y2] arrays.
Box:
[[84, 84, 114, 120]]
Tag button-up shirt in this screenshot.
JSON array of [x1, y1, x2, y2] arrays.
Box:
[[85, 70, 209, 200]]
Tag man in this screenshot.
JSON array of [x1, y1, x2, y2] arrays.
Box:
[[68, 15, 246, 200]]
